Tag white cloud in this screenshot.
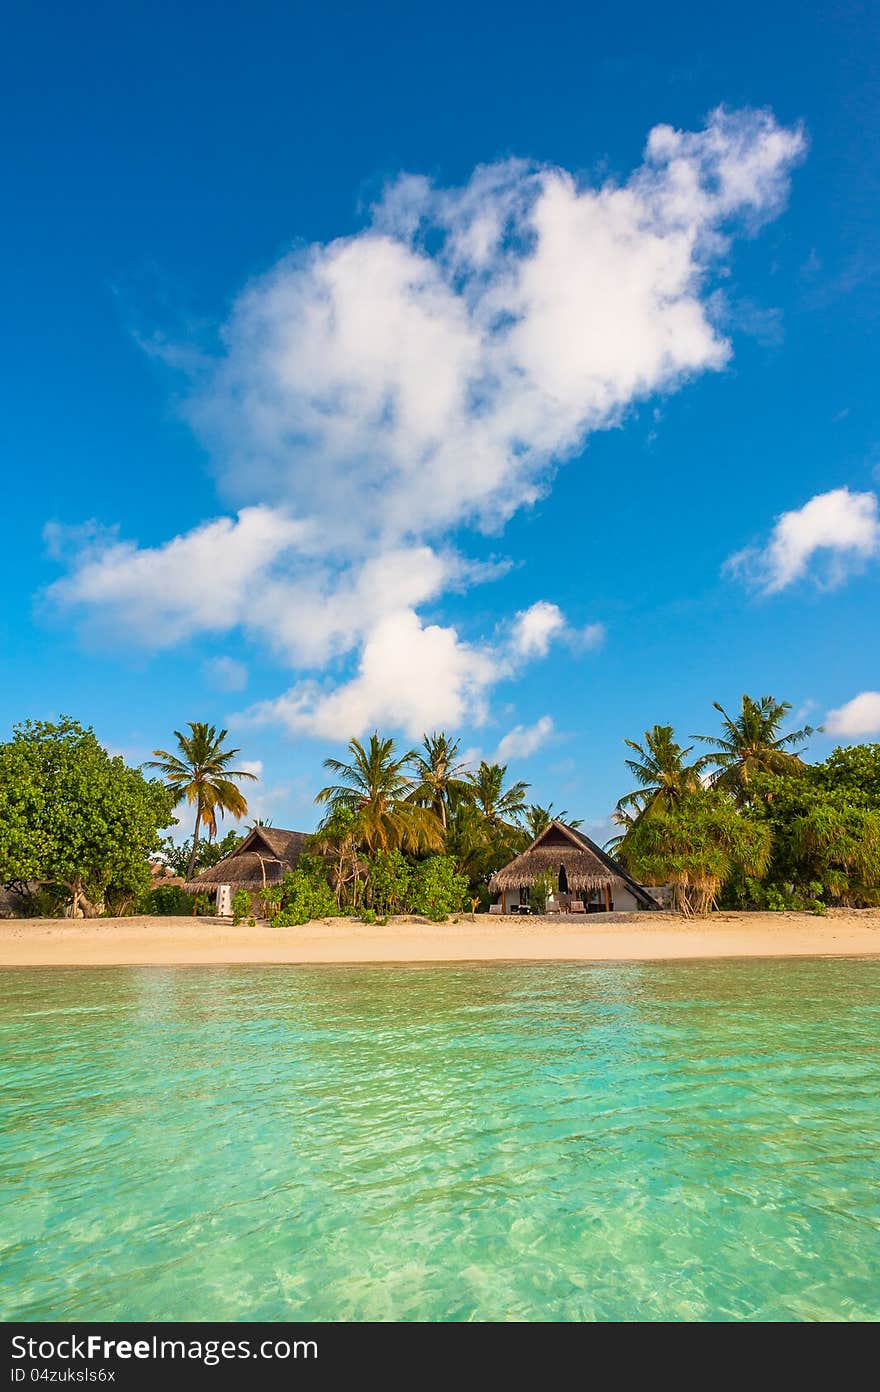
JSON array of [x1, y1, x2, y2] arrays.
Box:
[[726, 488, 880, 593], [509, 602, 567, 658], [204, 655, 249, 691], [508, 603, 605, 660], [240, 608, 497, 740], [569, 622, 606, 652], [46, 108, 804, 738], [45, 507, 307, 644], [493, 715, 555, 763], [187, 107, 802, 549], [825, 692, 880, 738]]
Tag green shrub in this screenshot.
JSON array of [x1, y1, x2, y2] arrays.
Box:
[[366, 849, 411, 915], [272, 863, 337, 926], [411, 855, 469, 922], [142, 884, 194, 916], [258, 885, 283, 919], [529, 868, 557, 913], [231, 889, 251, 924], [359, 907, 376, 924]]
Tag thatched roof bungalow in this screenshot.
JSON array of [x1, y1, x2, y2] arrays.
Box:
[[489, 820, 659, 913], [184, 826, 311, 914]]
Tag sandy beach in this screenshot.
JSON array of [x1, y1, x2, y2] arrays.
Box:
[[1, 908, 878, 966]]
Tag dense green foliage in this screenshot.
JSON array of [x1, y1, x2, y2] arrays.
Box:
[[617, 702, 880, 913], [410, 856, 469, 921], [621, 791, 772, 916], [0, 717, 175, 915], [316, 734, 444, 855], [4, 704, 878, 924], [139, 884, 196, 917], [231, 888, 252, 925], [271, 856, 339, 926], [366, 849, 412, 915]]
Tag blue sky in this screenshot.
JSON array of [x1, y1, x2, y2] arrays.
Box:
[[2, 0, 879, 840]]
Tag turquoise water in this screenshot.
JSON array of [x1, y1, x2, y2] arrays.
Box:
[[1, 961, 878, 1321]]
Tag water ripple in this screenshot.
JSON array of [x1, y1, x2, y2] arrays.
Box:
[[0, 960, 878, 1320]]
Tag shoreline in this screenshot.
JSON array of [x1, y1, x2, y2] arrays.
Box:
[[1, 909, 879, 967]]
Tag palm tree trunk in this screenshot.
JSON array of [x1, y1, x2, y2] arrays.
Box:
[[187, 796, 203, 880]]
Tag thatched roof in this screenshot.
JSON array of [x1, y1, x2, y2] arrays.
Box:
[[184, 826, 311, 892], [489, 820, 659, 908], [150, 862, 184, 887]]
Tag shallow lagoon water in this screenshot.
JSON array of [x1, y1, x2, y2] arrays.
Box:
[[1, 959, 878, 1321]]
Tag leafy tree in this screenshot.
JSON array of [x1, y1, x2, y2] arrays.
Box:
[[621, 790, 771, 917], [411, 855, 469, 921], [147, 723, 258, 878], [742, 770, 880, 906], [408, 732, 472, 831], [447, 790, 529, 895], [446, 762, 531, 892], [316, 733, 444, 855], [813, 744, 880, 806], [694, 695, 816, 801], [367, 849, 412, 915], [158, 827, 243, 878], [311, 805, 363, 908], [0, 717, 175, 916], [617, 724, 704, 818]]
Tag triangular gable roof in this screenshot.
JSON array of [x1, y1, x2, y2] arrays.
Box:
[[490, 819, 659, 908], [184, 826, 311, 890], [561, 822, 660, 909]]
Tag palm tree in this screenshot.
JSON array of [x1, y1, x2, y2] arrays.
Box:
[[694, 695, 817, 800], [451, 762, 530, 887], [467, 762, 530, 828], [316, 732, 444, 855], [148, 723, 258, 877], [408, 732, 472, 831], [617, 724, 704, 819], [524, 803, 582, 839]]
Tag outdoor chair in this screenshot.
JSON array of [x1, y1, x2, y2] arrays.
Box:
[[569, 900, 586, 914]]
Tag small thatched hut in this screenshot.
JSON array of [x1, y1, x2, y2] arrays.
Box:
[[184, 826, 311, 915], [489, 820, 659, 914]]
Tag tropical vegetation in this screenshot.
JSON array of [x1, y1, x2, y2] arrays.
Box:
[[0, 717, 175, 916], [1, 696, 878, 922]]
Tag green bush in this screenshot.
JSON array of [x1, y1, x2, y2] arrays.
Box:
[[411, 855, 469, 922], [529, 868, 557, 913], [366, 849, 411, 915], [145, 884, 194, 916], [231, 888, 251, 924], [272, 863, 338, 926], [258, 885, 283, 919]]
